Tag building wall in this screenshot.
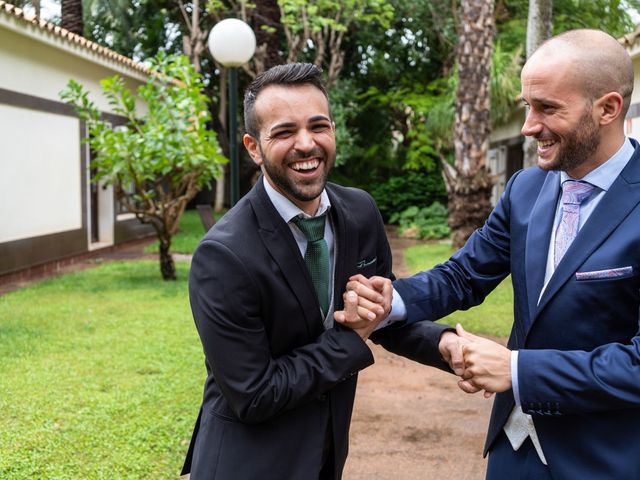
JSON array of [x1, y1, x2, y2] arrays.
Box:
[[0, 19, 152, 276]]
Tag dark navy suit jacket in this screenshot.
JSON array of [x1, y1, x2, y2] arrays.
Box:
[[183, 179, 451, 479], [395, 143, 640, 479]]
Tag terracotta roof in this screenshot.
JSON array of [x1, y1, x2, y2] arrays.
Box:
[[0, 1, 150, 75]]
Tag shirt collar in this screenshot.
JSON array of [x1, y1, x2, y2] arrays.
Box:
[[560, 137, 634, 191], [262, 176, 331, 223]]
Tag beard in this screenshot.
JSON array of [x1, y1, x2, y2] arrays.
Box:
[[260, 145, 335, 203], [539, 108, 601, 172]]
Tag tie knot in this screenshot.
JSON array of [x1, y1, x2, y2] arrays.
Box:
[[292, 214, 326, 242], [561, 180, 595, 205]]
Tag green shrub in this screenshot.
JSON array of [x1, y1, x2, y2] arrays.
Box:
[[370, 171, 447, 222], [391, 202, 450, 240]]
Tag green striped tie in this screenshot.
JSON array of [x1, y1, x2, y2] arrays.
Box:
[[292, 214, 330, 316]]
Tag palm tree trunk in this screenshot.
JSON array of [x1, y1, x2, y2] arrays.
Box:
[[61, 0, 83, 36], [447, 0, 496, 249]]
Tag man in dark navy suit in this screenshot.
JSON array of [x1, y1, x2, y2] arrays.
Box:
[[181, 63, 454, 480], [339, 29, 640, 479]]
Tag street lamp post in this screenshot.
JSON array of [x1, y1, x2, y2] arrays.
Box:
[[208, 18, 256, 206]]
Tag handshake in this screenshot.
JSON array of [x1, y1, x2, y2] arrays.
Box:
[[333, 274, 513, 397]]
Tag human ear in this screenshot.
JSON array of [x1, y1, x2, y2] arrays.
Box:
[[243, 134, 263, 166], [594, 92, 623, 126]]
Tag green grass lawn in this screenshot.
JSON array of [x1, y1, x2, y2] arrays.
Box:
[[403, 242, 513, 337], [144, 208, 226, 254], [0, 260, 202, 479]]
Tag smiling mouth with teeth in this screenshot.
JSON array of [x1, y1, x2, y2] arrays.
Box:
[[291, 159, 321, 171], [537, 139, 556, 148]]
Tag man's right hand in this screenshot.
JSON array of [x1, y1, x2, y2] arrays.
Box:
[[334, 275, 392, 330], [439, 330, 470, 377]]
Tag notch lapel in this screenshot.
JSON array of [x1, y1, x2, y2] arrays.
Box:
[[326, 185, 358, 311], [536, 150, 640, 317], [524, 171, 560, 330], [249, 180, 324, 337]]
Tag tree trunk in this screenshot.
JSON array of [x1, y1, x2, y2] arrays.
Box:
[[159, 236, 176, 281], [447, 0, 495, 249], [181, 0, 206, 73], [252, 0, 282, 73], [214, 176, 225, 212], [523, 0, 553, 168], [442, 162, 494, 249], [61, 0, 83, 36]]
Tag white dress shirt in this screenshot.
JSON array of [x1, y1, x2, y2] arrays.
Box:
[[262, 177, 336, 329]]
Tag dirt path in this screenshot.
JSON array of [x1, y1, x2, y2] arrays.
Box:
[[343, 232, 492, 479]]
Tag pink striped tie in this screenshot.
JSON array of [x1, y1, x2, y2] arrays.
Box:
[[554, 181, 596, 268]]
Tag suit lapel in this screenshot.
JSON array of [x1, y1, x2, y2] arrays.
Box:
[[249, 180, 324, 337], [535, 147, 640, 318], [524, 170, 560, 329], [326, 185, 357, 311]]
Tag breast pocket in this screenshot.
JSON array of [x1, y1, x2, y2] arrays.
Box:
[[355, 256, 377, 277], [575, 266, 636, 282]]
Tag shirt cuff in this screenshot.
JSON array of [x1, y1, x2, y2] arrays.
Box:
[[374, 288, 408, 330], [511, 350, 520, 407], [389, 288, 408, 322]]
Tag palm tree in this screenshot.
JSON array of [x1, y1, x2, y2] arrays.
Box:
[[442, 0, 496, 248], [61, 0, 83, 36]]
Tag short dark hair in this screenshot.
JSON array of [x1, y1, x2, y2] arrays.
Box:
[[243, 63, 329, 138]]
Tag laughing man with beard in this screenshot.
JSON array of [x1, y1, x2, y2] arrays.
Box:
[[181, 63, 456, 480]]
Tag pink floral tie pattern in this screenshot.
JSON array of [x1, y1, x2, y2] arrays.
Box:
[[554, 180, 596, 268]]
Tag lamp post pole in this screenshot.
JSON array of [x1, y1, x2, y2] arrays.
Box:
[[208, 18, 256, 207], [228, 67, 239, 205]]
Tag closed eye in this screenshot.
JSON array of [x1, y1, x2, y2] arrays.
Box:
[[271, 130, 293, 138]]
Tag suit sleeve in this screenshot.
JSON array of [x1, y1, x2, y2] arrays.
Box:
[[517, 337, 640, 415], [189, 239, 374, 425], [362, 192, 456, 372], [392, 171, 517, 324]]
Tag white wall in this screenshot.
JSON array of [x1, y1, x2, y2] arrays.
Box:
[[0, 27, 146, 113], [0, 18, 149, 251], [0, 103, 82, 242]]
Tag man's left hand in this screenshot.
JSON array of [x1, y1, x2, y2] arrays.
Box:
[[456, 324, 512, 395]]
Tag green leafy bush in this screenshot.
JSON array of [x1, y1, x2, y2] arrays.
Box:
[[60, 53, 225, 280], [370, 171, 447, 222], [391, 202, 450, 240]]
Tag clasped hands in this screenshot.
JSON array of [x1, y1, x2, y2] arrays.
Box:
[[334, 275, 512, 397]]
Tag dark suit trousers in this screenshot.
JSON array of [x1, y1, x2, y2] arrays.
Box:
[[486, 431, 553, 480]]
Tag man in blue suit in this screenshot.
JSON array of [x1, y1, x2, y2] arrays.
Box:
[[337, 29, 640, 478]]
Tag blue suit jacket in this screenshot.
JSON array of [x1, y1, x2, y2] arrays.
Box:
[[395, 142, 640, 479]]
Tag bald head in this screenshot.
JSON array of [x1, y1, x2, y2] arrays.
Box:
[[527, 29, 633, 117]]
